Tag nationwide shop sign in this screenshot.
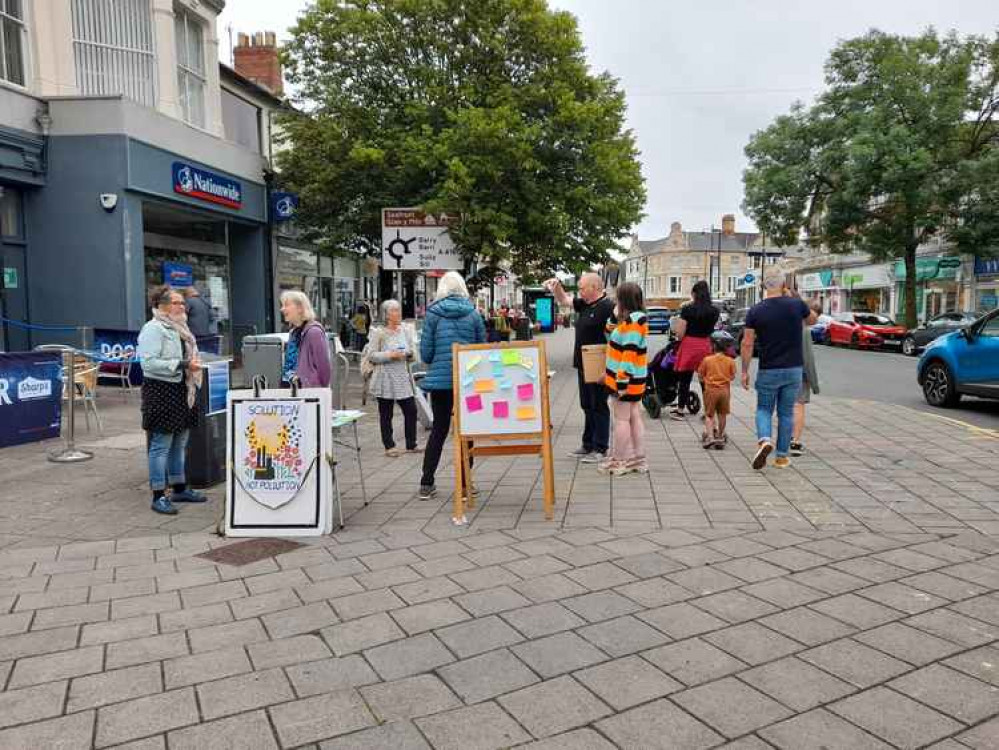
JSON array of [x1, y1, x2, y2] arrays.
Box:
[[173, 162, 242, 209], [0, 351, 63, 448], [381, 208, 462, 271]]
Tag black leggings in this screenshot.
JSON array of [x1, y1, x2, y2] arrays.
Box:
[[676, 371, 695, 410], [420, 390, 472, 488], [377, 397, 417, 450]]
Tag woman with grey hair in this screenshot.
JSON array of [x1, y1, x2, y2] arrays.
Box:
[[280, 290, 331, 388], [418, 271, 485, 499], [367, 300, 420, 456]]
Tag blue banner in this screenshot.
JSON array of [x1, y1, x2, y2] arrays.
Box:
[[271, 192, 299, 222], [93, 329, 142, 386], [975, 257, 999, 277], [206, 360, 230, 416], [0, 352, 63, 448], [172, 162, 243, 209], [163, 262, 194, 287]]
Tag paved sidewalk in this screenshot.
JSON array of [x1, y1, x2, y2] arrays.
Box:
[[1, 329, 998, 748]]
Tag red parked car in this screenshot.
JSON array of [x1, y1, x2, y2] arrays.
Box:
[[827, 312, 908, 349]]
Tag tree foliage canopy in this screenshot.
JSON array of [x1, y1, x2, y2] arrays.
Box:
[[742, 29, 999, 326], [277, 0, 646, 278]]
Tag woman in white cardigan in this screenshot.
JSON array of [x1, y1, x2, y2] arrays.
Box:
[[368, 300, 421, 456]]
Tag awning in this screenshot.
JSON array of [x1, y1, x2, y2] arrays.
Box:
[[841, 264, 890, 290]]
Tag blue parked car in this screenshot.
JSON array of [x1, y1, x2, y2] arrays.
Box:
[[646, 307, 672, 335], [917, 308, 999, 407]]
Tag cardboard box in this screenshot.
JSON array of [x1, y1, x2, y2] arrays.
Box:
[[580, 344, 606, 384]]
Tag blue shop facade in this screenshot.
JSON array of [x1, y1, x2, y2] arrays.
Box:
[[0, 96, 273, 355]]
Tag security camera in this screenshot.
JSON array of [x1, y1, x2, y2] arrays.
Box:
[[99, 193, 118, 212]]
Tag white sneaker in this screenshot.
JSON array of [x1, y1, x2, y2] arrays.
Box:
[[579, 451, 607, 464], [567, 447, 590, 459]]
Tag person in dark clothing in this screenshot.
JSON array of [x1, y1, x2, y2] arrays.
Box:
[[546, 273, 616, 462], [183, 286, 218, 351], [671, 280, 719, 419], [418, 272, 486, 501]]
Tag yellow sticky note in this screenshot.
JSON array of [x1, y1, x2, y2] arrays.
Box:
[[501, 349, 521, 366], [474, 379, 496, 393], [466, 355, 483, 372], [516, 406, 536, 420]]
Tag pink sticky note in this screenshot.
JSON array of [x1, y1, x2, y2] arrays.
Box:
[[517, 383, 534, 401], [465, 394, 483, 413], [493, 400, 509, 418]]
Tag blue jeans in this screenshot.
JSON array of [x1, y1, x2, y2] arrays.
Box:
[[148, 430, 189, 491], [755, 367, 802, 457]]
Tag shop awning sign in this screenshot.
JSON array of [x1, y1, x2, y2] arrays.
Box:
[[173, 162, 242, 209], [975, 257, 999, 277], [381, 208, 462, 271]]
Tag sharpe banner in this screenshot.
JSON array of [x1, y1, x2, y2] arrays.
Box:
[[0, 352, 63, 448]]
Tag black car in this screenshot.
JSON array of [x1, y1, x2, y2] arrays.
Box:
[[902, 311, 982, 356], [722, 307, 749, 348]]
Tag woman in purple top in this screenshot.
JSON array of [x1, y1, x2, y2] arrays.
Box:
[[280, 291, 332, 388]]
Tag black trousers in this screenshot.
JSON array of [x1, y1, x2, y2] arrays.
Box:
[[420, 390, 472, 488], [577, 368, 610, 454], [676, 371, 695, 410], [377, 397, 417, 450]]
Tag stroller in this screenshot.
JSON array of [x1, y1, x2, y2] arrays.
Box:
[[642, 337, 702, 419]]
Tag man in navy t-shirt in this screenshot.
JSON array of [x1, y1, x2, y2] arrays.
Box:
[[741, 267, 813, 470]]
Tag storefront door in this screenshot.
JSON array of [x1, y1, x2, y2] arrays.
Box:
[[1, 187, 29, 352]]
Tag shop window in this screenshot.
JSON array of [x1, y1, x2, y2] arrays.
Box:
[[175, 8, 206, 128], [0, 186, 21, 238], [1, 0, 25, 86], [222, 88, 261, 152], [72, 0, 155, 105]]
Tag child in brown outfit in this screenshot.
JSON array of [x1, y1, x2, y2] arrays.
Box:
[[697, 332, 737, 449]]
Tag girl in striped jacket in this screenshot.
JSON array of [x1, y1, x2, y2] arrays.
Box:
[[602, 282, 649, 476]]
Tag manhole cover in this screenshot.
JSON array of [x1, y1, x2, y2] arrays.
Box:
[[197, 538, 304, 566]]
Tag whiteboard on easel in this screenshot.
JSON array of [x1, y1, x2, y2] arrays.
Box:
[[225, 388, 333, 537], [455, 344, 544, 436]]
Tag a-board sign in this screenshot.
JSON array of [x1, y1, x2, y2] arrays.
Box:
[[454, 346, 543, 435], [381, 208, 462, 271], [225, 387, 333, 537], [451, 340, 555, 525]]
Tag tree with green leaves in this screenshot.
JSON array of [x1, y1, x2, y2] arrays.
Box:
[[277, 0, 646, 280], [743, 29, 999, 328]]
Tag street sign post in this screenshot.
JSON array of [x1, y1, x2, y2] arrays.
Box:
[[381, 208, 462, 271], [938, 257, 962, 269]]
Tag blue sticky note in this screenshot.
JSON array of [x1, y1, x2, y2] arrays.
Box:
[[491, 362, 504, 377], [489, 350, 501, 362], [525, 369, 538, 381], [462, 375, 474, 388], [499, 378, 513, 390]]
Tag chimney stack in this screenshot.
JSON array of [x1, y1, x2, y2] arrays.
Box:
[[721, 214, 736, 236], [233, 30, 284, 96]]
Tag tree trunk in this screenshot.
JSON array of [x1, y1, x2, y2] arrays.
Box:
[[903, 243, 918, 329]]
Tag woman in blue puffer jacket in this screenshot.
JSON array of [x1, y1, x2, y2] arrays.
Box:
[[418, 271, 486, 499]]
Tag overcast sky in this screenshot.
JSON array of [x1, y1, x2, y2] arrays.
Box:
[[218, 1, 998, 240]]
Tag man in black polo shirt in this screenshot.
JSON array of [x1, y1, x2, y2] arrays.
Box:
[[547, 273, 616, 462]]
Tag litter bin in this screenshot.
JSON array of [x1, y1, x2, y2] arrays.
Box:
[[241, 331, 347, 408], [186, 357, 230, 489]]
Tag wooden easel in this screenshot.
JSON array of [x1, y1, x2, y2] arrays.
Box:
[[451, 340, 556, 524]]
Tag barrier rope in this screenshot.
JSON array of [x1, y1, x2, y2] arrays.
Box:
[[0, 317, 87, 332]]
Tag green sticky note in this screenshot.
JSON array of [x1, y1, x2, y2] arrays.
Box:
[[501, 349, 520, 366]]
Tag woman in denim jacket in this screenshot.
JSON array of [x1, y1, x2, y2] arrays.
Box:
[[137, 285, 207, 515]]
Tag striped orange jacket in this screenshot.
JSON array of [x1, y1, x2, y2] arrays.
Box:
[[605, 312, 648, 401]]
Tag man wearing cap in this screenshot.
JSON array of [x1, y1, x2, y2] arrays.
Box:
[[741, 267, 815, 470]]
